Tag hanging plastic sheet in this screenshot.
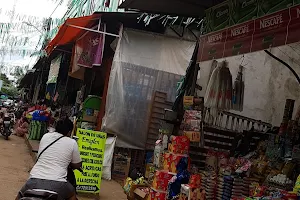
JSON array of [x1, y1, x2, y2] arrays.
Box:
[[102, 29, 195, 149], [102, 137, 117, 180]]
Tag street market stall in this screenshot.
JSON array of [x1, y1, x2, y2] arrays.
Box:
[[120, 1, 300, 200]]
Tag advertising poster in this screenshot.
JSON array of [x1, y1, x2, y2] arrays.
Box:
[[224, 20, 255, 57], [75, 129, 107, 193], [251, 9, 289, 52], [47, 54, 62, 84], [287, 5, 300, 44], [198, 29, 227, 61]]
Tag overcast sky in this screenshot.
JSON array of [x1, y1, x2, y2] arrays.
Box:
[[0, 0, 68, 76]]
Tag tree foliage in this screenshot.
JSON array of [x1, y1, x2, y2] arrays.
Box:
[[12, 65, 28, 85], [0, 66, 28, 97], [0, 73, 12, 87]]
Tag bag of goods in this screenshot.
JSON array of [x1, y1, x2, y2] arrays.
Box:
[[167, 157, 190, 199], [123, 177, 133, 194], [163, 153, 172, 171], [183, 110, 201, 131], [154, 140, 163, 168], [189, 174, 201, 188], [293, 174, 300, 195], [170, 154, 190, 173], [205, 150, 218, 172]]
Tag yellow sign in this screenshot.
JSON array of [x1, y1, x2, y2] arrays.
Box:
[[74, 128, 107, 193]]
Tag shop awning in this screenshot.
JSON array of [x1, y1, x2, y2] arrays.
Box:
[[45, 14, 101, 55], [119, 0, 226, 17]]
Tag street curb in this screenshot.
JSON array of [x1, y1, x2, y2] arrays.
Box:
[[24, 134, 38, 161]]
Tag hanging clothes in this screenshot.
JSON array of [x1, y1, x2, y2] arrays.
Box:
[[232, 65, 245, 111], [204, 61, 233, 113]]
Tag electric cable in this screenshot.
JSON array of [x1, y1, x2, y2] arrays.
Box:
[[264, 50, 300, 85]]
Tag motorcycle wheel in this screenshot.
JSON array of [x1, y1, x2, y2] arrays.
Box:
[[5, 135, 8, 140]]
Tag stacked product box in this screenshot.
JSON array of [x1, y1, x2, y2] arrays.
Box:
[[150, 136, 191, 200], [179, 174, 205, 200]]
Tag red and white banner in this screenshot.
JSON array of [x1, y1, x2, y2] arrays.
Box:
[[198, 5, 300, 62]]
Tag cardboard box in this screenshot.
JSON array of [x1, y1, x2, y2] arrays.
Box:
[[184, 131, 201, 142], [112, 154, 131, 184], [82, 115, 97, 123], [183, 96, 194, 110], [204, 1, 230, 33], [169, 136, 190, 154], [258, 0, 293, 17], [179, 184, 205, 200], [134, 187, 149, 199], [229, 0, 259, 25], [152, 170, 173, 191]]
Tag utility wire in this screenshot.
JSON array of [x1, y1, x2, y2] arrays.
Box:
[[264, 50, 300, 85], [276, 47, 300, 68]]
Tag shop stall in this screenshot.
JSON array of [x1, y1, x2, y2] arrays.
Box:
[[121, 1, 300, 199]]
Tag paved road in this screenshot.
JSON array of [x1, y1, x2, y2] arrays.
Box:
[[0, 135, 126, 200], [0, 135, 33, 200]]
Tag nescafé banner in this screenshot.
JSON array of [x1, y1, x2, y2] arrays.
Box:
[[204, 0, 295, 33], [198, 5, 300, 62], [74, 129, 107, 193]]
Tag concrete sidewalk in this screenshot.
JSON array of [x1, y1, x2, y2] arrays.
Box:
[[79, 180, 126, 200]]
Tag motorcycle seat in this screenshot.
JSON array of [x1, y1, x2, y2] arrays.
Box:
[[22, 189, 58, 199]]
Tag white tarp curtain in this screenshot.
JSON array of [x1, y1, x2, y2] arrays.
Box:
[[102, 137, 117, 180], [102, 29, 196, 149]]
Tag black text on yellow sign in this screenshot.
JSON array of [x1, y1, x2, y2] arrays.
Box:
[[74, 129, 107, 193]]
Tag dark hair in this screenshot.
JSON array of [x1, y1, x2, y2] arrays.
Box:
[[55, 118, 73, 136], [23, 117, 29, 123]]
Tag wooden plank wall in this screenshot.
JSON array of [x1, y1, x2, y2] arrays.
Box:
[[145, 91, 173, 150], [144, 93, 273, 170]]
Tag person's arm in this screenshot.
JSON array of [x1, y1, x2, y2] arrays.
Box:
[[70, 141, 82, 171]]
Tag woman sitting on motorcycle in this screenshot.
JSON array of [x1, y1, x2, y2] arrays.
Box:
[[16, 117, 82, 200]]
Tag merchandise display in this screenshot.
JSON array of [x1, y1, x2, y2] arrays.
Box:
[[124, 90, 300, 200], [27, 109, 51, 140]]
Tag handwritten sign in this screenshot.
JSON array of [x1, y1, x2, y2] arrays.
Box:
[[75, 128, 107, 193]]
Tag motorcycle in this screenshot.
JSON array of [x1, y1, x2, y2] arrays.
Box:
[[19, 168, 81, 200], [1, 115, 12, 140], [19, 189, 58, 200]]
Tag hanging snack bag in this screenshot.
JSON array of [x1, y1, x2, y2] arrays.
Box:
[[205, 149, 218, 172], [163, 153, 172, 171], [170, 154, 190, 173]]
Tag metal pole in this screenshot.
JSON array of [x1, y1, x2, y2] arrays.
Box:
[[66, 24, 120, 38]]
